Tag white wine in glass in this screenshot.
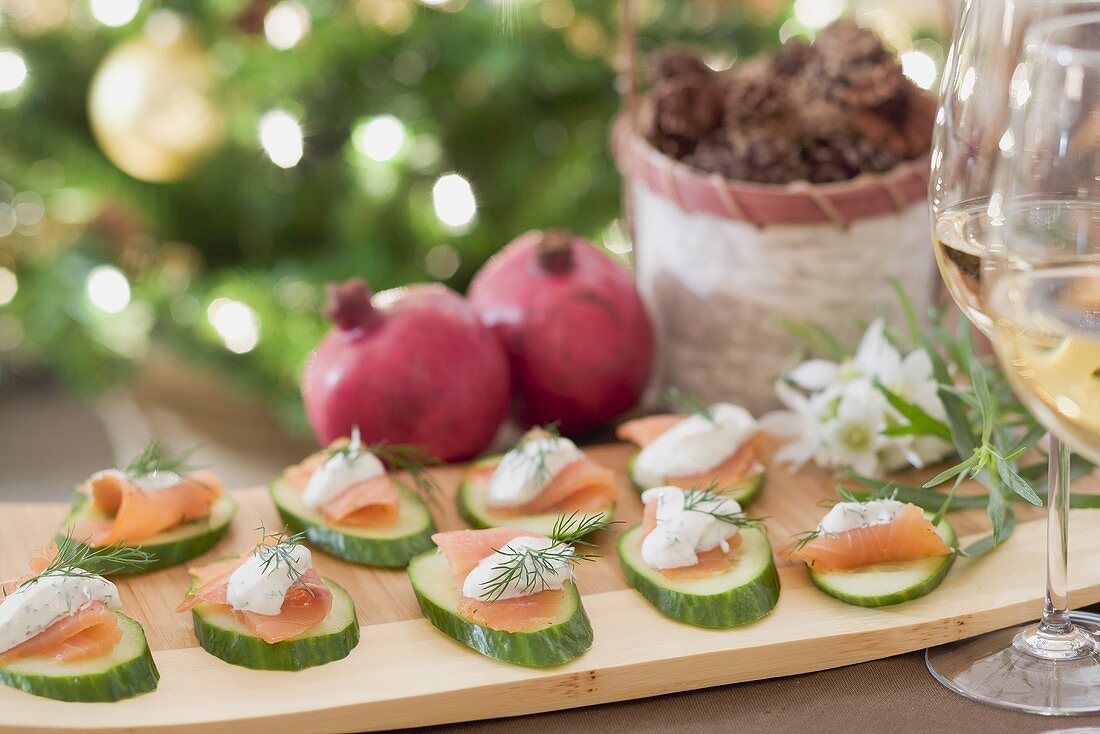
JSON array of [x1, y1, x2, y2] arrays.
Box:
[[929, 0, 1098, 335], [929, 14, 1100, 715], [932, 200, 994, 332], [987, 243, 1100, 463]]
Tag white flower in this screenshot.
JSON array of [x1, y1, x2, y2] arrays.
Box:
[[767, 317, 953, 476], [815, 379, 889, 476], [851, 317, 900, 383], [761, 381, 825, 469]]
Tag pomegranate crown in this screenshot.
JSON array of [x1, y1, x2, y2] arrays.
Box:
[[535, 229, 575, 274], [325, 278, 376, 332]]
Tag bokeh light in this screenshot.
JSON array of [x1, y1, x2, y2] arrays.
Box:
[[353, 115, 407, 162], [900, 50, 937, 90], [0, 50, 28, 93], [432, 173, 477, 229], [424, 244, 461, 279], [793, 0, 845, 30], [264, 2, 311, 51], [207, 297, 260, 354], [85, 265, 131, 314], [0, 267, 17, 307], [90, 0, 140, 27], [259, 110, 304, 168]]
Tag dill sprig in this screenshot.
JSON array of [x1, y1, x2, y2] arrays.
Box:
[[477, 512, 619, 602], [790, 528, 826, 552], [254, 523, 314, 594], [125, 441, 197, 480], [681, 482, 765, 530], [16, 530, 154, 590], [368, 442, 441, 505], [663, 386, 716, 425], [326, 426, 442, 505], [505, 423, 566, 494]]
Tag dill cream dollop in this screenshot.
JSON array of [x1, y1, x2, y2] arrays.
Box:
[[0, 572, 122, 654], [632, 403, 758, 487], [817, 498, 908, 535], [303, 429, 384, 509], [462, 536, 574, 601], [640, 486, 742, 570], [487, 436, 584, 508], [226, 544, 314, 616]]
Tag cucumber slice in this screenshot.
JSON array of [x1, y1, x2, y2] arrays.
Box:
[[57, 495, 237, 574], [456, 457, 615, 536], [408, 549, 593, 667], [269, 478, 435, 568], [807, 514, 957, 607], [618, 525, 780, 628], [0, 613, 158, 702], [186, 574, 359, 671], [625, 453, 766, 507]]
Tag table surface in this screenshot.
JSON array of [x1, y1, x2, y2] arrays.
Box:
[[4, 378, 1100, 733]]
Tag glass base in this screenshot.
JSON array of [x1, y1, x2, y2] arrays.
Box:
[[926, 612, 1100, 715]]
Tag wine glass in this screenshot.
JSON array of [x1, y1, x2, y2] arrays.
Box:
[[928, 13, 1100, 714], [931, 0, 1097, 335]]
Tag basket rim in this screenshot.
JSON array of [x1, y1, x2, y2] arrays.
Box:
[[612, 114, 930, 196], [612, 115, 929, 228]]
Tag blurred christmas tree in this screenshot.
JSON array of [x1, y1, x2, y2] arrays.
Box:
[[0, 0, 939, 433]]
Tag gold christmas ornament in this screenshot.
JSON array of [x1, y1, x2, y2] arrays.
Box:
[[88, 17, 226, 183]]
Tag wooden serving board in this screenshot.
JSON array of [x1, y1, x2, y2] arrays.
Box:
[[2, 441, 1100, 733]]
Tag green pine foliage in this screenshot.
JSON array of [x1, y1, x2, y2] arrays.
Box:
[[0, 1, 788, 430]]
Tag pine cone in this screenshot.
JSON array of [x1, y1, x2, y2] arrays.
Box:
[[691, 125, 808, 183], [723, 67, 790, 127], [852, 84, 935, 159], [640, 77, 725, 159], [846, 61, 907, 112], [813, 19, 892, 70], [797, 98, 853, 140], [775, 40, 813, 77], [649, 46, 712, 85]]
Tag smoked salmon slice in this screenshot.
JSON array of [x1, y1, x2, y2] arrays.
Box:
[[785, 503, 951, 573], [284, 447, 401, 527], [639, 495, 740, 581], [616, 414, 684, 446], [178, 556, 333, 644], [618, 414, 765, 490], [70, 471, 223, 547], [1, 544, 58, 595], [433, 529, 566, 633], [0, 601, 121, 665], [667, 432, 765, 491], [475, 458, 618, 516]]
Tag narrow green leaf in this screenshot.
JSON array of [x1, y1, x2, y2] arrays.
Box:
[[932, 470, 969, 525], [969, 356, 996, 445], [985, 470, 1009, 544], [779, 319, 848, 360], [994, 453, 1043, 506], [962, 508, 1017, 558], [875, 381, 953, 441], [889, 278, 922, 349], [923, 453, 978, 488]]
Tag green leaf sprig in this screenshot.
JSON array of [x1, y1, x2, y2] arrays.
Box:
[[663, 386, 716, 425], [124, 441, 197, 480], [681, 482, 765, 530], [326, 427, 442, 505], [13, 531, 154, 592], [478, 512, 619, 602], [254, 523, 313, 593]]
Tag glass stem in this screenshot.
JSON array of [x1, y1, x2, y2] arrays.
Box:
[[1039, 436, 1073, 636]]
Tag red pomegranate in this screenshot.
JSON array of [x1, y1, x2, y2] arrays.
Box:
[[468, 229, 653, 435], [302, 279, 511, 462]]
